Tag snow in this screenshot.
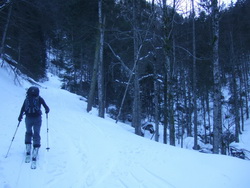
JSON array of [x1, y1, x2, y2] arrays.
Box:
[[1, 66, 250, 188]]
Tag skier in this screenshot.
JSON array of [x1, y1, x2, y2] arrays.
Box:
[[18, 86, 50, 167]]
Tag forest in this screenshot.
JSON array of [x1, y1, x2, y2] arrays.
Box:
[[0, 0, 250, 156]]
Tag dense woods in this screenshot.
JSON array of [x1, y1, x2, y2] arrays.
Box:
[[1, 0, 250, 156]]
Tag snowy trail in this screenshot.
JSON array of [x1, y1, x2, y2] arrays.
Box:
[[1, 70, 250, 188], [1, 80, 177, 188], [36, 85, 121, 187]]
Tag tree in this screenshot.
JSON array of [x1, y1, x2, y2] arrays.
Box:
[[0, 1, 12, 66], [211, 0, 222, 154], [161, 0, 176, 146], [2, 0, 250, 153], [97, 0, 105, 118], [87, 36, 100, 113], [192, 0, 199, 150], [0, 0, 48, 80], [132, 0, 142, 136]]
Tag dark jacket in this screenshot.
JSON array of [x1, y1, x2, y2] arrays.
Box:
[[19, 96, 50, 118]]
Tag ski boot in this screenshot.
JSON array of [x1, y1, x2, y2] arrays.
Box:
[[25, 144, 31, 163], [31, 147, 39, 169]]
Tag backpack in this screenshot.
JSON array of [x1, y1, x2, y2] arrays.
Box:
[[24, 87, 40, 115], [27, 86, 39, 97]]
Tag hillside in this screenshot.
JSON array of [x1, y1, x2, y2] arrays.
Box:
[[1, 66, 250, 188]]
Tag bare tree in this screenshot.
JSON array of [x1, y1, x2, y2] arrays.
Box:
[[97, 0, 105, 118], [162, 0, 176, 146], [132, 0, 142, 136], [151, 0, 160, 142], [154, 67, 160, 142], [211, 0, 222, 154], [87, 0, 105, 118], [0, 1, 12, 67], [229, 32, 240, 144], [192, 0, 199, 150], [87, 36, 99, 113]]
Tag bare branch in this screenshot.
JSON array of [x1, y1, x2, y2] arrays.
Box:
[[175, 45, 210, 61], [106, 42, 133, 75]]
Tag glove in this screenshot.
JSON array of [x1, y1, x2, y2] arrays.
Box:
[[18, 114, 23, 122], [45, 108, 50, 114]]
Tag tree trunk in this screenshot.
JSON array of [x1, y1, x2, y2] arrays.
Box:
[[182, 69, 188, 147], [243, 60, 249, 121], [212, 0, 222, 154], [205, 90, 212, 144], [162, 0, 176, 146], [187, 83, 192, 137], [132, 0, 141, 136], [97, 0, 105, 118], [202, 95, 208, 144], [0, 2, 12, 67], [192, 0, 199, 150], [233, 73, 240, 143], [169, 87, 175, 146], [239, 71, 244, 133], [154, 70, 159, 142], [230, 32, 240, 143], [79, 46, 84, 96], [87, 36, 100, 113]]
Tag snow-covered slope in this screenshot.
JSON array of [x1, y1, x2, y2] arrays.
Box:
[[1, 66, 250, 188]]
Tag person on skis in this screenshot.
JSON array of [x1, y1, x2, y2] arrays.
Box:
[[18, 86, 50, 162]]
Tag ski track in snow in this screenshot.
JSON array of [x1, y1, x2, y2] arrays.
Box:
[[0, 78, 177, 188], [1, 70, 250, 188], [2, 85, 121, 188], [42, 88, 120, 188]]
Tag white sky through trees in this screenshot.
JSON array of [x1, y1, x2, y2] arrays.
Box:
[[146, 0, 237, 15]]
